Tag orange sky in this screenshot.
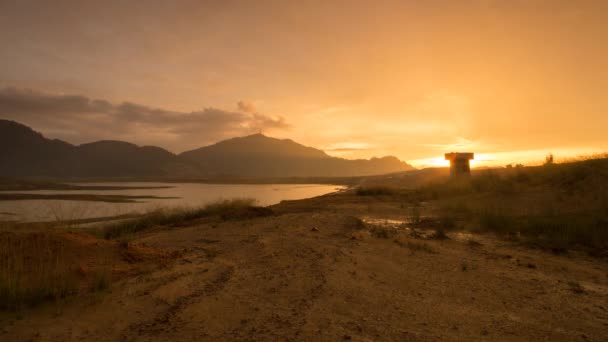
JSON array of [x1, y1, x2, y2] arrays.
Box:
[[1, 1, 606, 168]]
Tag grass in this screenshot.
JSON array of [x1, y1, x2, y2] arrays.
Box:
[[90, 270, 112, 293], [420, 156, 608, 199], [369, 226, 397, 239], [0, 231, 78, 311], [103, 198, 272, 239], [421, 157, 608, 254], [568, 281, 586, 294], [0, 198, 269, 311], [468, 208, 608, 251], [405, 204, 422, 226], [356, 156, 608, 255], [393, 238, 436, 254], [356, 185, 399, 196]]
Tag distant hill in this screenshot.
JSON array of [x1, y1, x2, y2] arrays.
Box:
[[180, 134, 413, 177], [0, 120, 414, 179], [0, 119, 75, 177], [0, 120, 197, 178]]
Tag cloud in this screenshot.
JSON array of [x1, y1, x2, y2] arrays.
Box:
[[237, 100, 256, 113], [0, 87, 289, 152], [325, 148, 367, 152], [324, 142, 372, 152]]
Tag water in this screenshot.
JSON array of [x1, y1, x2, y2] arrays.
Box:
[[0, 182, 343, 222]]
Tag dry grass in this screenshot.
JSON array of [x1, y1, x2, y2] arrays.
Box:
[[0, 228, 164, 311], [103, 198, 272, 239], [425, 157, 608, 254], [356, 185, 399, 196], [0, 231, 78, 311], [393, 237, 437, 254]]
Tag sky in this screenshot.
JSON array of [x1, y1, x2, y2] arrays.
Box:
[[1, 0, 607, 168]]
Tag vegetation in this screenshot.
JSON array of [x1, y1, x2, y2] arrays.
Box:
[[356, 185, 399, 196], [369, 225, 397, 239], [90, 269, 112, 293], [393, 238, 436, 254], [424, 156, 608, 254], [103, 198, 271, 239], [0, 231, 78, 311], [405, 203, 424, 226], [0, 197, 276, 310], [568, 281, 586, 294]]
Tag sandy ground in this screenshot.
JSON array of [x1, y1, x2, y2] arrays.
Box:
[[1, 193, 608, 341]]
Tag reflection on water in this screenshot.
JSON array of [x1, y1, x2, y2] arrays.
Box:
[[361, 216, 443, 239], [361, 217, 408, 227], [0, 182, 342, 222]]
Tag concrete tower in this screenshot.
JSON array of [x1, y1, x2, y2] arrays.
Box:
[[445, 152, 474, 177]]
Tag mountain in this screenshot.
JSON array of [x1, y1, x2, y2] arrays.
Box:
[[0, 120, 196, 178], [0, 120, 75, 177], [180, 134, 413, 177], [0, 120, 414, 178], [71, 141, 191, 178]]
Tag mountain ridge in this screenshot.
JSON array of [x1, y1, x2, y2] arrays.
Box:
[[0, 119, 414, 178]]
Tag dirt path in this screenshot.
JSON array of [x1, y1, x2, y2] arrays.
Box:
[[2, 206, 608, 341]]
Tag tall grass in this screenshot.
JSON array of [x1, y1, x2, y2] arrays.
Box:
[[0, 231, 78, 311], [103, 198, 271, 239], [426, 157, 608, 253]]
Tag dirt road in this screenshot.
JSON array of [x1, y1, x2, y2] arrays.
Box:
[[2, 196, 608, 341]]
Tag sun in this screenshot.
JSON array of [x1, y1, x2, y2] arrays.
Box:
[[409, 156, 450, 168]]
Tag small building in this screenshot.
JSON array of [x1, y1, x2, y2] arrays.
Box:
[[445, 152, 474, 177]]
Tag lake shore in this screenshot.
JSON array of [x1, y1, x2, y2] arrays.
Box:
[[0, 182, 343, 223], [0, 176, 363, 192], [0, 193, 179, 203], [2, 189, 607, 341]]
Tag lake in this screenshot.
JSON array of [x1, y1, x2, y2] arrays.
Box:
[[0, 183, 343, 222]]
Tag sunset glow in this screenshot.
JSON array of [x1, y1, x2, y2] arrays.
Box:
[[1, 1, 606, 166], [1, 2, 607, 339]]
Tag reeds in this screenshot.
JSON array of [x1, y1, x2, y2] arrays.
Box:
[[0, 231, 77, 310]]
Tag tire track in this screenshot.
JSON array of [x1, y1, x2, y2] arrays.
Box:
[[124, 265, 234, 340]]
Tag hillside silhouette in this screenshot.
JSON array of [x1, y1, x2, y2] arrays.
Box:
[[0, 120, 413, 178]]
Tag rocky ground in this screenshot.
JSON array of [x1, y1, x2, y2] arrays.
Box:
[[1, 193, 608, 341]]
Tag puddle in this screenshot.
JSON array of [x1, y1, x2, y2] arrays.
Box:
[[361, 216, 492, 244], [361, 217, 408, 227], [360, 216, 440, 239], [452, 232, 476, 242]]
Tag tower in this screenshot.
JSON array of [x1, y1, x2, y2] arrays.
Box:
[[445, 152, 474, 177]]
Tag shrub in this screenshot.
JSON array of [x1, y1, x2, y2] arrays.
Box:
[[405, 205, 422, 226], [370, 226, 397, 239], [103, 198, 268, 239], [431, 228, 449, 240], [343, 216, 365, 230], [438, 214, 457, 230]]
